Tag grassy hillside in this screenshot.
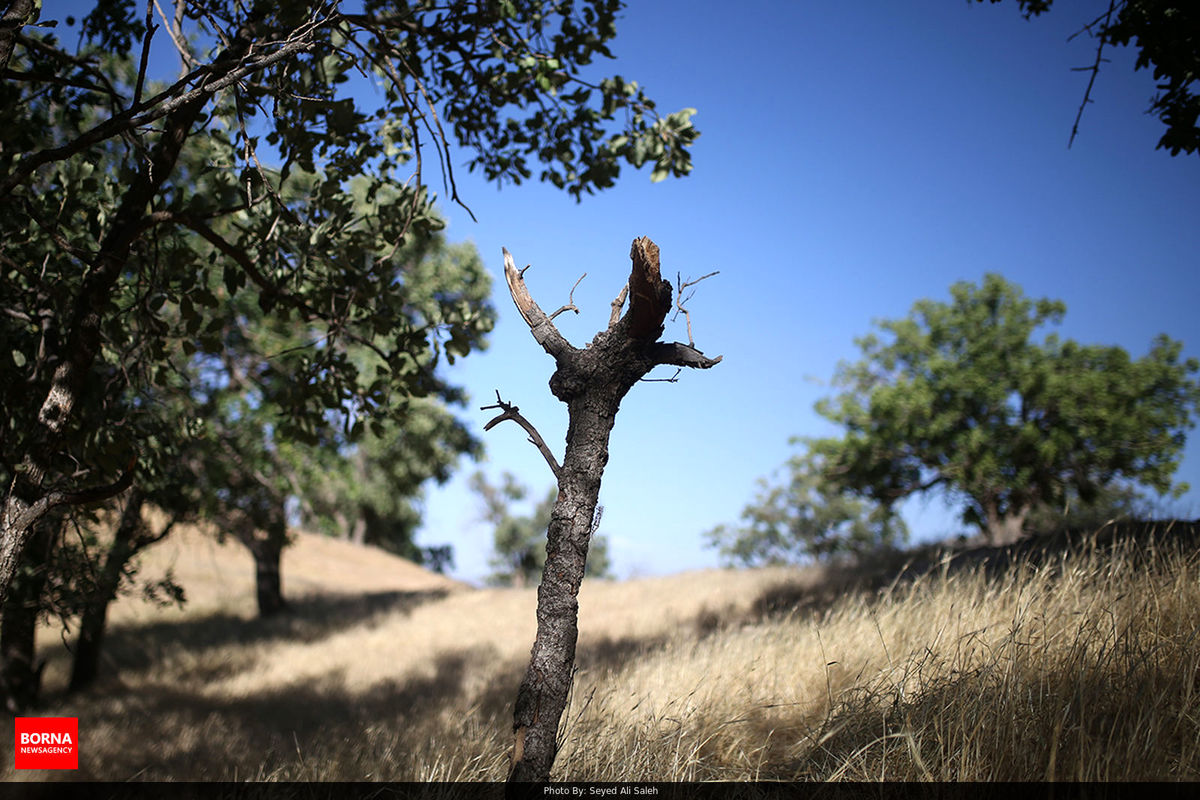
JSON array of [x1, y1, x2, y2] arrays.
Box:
[[7, 520, 1200, 781]]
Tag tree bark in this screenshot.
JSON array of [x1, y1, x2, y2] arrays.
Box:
[[0, 0, 33, 73], [1, 519, 54, 713], [492, 238, 721, 782]]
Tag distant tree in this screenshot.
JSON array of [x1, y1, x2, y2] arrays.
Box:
[[978, 0, 1200, 155], [0, 0, 699, 605], [287, 240, 494, 565], [706, 445, 907, 566], [471, 472, 611, 587], [813, 274, 1199, 545], [1023, 481, 1146, 537]]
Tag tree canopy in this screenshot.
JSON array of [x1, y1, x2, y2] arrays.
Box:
[[812, 274, 1199, 544], [0, 0, 700, 603], [706, 446, 907, 566]]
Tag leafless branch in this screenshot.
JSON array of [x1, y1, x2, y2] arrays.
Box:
[[503, 248, 574, 359], [608, 284, 628, 328], [1068, 0, 1117, 150], [672, 269, 719, 348], [548, 273, 586, 320], [133, 0, 158, 109], [481, 391, 562, 481], [640, 368, 682, 383], [153, 0, 199, 73]]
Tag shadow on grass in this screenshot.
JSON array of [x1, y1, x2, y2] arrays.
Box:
[[56, 589, 455, 688]]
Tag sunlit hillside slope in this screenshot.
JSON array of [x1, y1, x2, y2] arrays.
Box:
[[8, 520, 1200, 783]]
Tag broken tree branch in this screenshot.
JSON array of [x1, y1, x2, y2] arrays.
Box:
[[650, 341, 723, 369], [495, 238, 723, 783], [625, 237, 673, 340], [548, 273, 586, 321], [608, 284, 628, 329], [480, 391, 562, 481], [502, 248, 574, 359]]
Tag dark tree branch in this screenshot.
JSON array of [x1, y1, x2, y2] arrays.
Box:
[[0, 0, 33, 73], [1068, 0, 1117, 150], [649, 341, 723, 369], [132, 0, 158, 110], [624, 237, 673, 340], [480, 391, 562, 481], [5, 456, 136, 538]]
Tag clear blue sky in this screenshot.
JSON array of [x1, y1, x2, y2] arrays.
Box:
[[53, 0, 1199, 583], [415, 0, 1200, 583]]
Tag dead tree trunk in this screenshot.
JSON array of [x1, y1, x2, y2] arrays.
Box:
[[486, 237, 721, 782]]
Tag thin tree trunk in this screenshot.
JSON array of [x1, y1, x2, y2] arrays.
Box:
[[69, 488, 148, 692], [491, 238, 721, 782]]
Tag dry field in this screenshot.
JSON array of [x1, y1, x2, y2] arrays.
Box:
[[6, 520, 1200, 782]]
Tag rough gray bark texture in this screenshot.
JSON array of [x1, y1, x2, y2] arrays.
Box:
[[494, 238, 720, 782], [1, 518, 54, 713]]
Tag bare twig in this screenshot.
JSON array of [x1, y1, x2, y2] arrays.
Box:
[[672, 270, 719, 347], [608, 284, 628, 329], [640, 368, 682, 383], [481, 391, 562, 481], [153, 0, 199, 73], [1068, 0, 1117, 150], [549, 273, 586, 320]]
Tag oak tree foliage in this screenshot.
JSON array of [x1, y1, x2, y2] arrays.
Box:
[[0, 0, 699, 604], [812, 274, 1199, 545]]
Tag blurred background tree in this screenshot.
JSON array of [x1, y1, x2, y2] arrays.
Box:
[[706, 446, 907, 567], [471, 472, 612, 587], [710, 274, 1199, 563]]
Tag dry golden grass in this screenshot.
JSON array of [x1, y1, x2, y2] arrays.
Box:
[[7, 522, 1200, 782]]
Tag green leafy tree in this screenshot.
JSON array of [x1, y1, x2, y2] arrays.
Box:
[[471, 472, 611, 587], [813, 274, 1199, 545], [979, 0, 1199, 155], [0, 0, 699, 604], [706, 445, 907, 566]]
